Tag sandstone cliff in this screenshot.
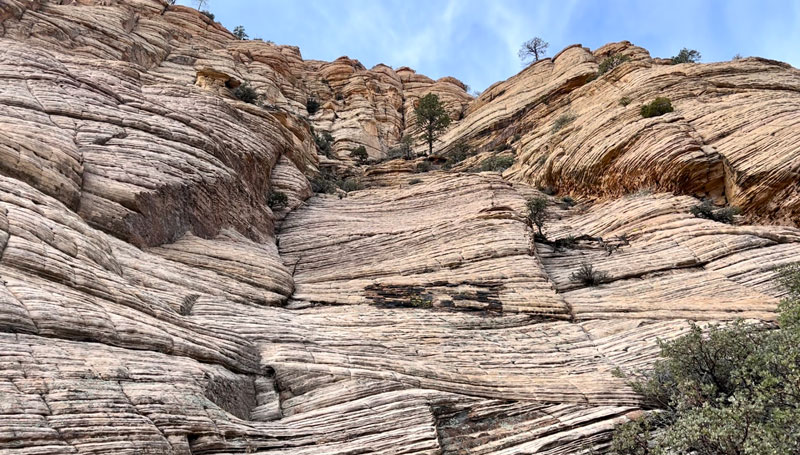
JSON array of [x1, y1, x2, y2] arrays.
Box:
[[0, 1, 799, 454]]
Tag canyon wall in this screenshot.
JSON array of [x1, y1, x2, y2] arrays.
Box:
[[0, 1, 799, 454]]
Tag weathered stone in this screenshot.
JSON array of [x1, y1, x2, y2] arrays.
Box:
[[0, 1, 799, 454]]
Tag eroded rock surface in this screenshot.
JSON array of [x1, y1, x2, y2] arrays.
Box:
[[0, 1, 799, 454]]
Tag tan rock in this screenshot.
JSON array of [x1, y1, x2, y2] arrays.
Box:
[[0, 1, 799, 454]]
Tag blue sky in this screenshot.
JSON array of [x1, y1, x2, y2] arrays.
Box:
[[181, 0, 800, 92]]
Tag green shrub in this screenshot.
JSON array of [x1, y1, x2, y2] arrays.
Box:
[[416, 161, 432, 173], [570, 263, 609, 286], [640, 97, 674, 118], [560, 196, 576, 207], [339, 177, 363, 192], [200, 10, 215, 21], [313, 130, 334, 156], [349, 145, 369, 163], [309, 169, 338, 194], [408, 178, 422, 185], [610, 265, 800, 454], [306, 97, 320, 114], [619, 96, 632, 106], [267, 191, 288, 209], [598, 54, 630, 75], [448, 141, 471, 165], [670, 48, 701, 64], [233, 83, 258, 104], [552, 112, 577, 133], [478, 155, 514, 172], [527, 197, 548, 236], [690, 199, 740, 224], [310, 170, 364, 194], [494, 143, 512, 152], [388, 135, 414, 160]]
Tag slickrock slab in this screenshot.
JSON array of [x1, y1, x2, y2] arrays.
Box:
[[1, 1, 799, 454], [279, 173, 568, 316], [0, 333, 449, 455], [197, 303, 636, 405], [538, 193, 798, 319]]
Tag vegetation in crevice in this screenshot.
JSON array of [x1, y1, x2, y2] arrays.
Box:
[[598, 54, 630, 75], [690, 199, 740, 224], [267, 191, 288, 209], [570, 263, 609, 286], [552, 112, 577, 133], [640, 97, 674, 118], [233, 82, 258, 104]]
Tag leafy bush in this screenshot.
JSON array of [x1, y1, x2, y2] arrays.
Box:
[[339, 177, 363, 192], [552, 112, 577, 133], [309, 170, 364, 194], [349, 145, 368, 164], [598, 54, 630, 75], [408, 178, 422, 185], [200, 10, 215, 21], [560, 196, 576, 207], [527, 197, 548, 236], [388, 135, 414, 160], [610, 265, 800, 454], [640, 97, 674, 118], [671, 48, 701, 64], [619, 96, 632, 106], [448, 141, 471, 165], [478, 155, 514, 172], [570, 263, 609, 286], [416, 161, 432, 173], [306, 97, 320, 114], [267, 191, 288, 209], [313, 130, 334, 157], [690, 199, 740, 224], [310, 170, 338, 194], [494, 143, 512, 152], [233, 83, 258, 104]]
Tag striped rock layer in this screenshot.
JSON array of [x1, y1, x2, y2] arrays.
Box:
[[0, 1, 799, 454]]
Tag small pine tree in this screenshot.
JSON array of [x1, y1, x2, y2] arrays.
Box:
[[414, 94, 451, 155], [671, 48, 701, 64], [233, 25, 248, 40]]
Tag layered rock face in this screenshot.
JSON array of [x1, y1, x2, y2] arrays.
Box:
[[441, 42, 800, 227], [0, 1, 799, 454]]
